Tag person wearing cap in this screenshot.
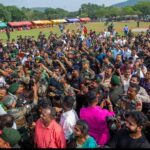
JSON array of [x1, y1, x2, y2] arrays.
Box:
[[109, 75, 124, 106], [0, 127, 21, 148], [108, 111, 150, 148], [79, 90, 115, 146], [2, 82, 38, 129], [80, 59, 95, 81]]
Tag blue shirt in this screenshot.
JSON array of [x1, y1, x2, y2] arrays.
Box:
[[96, 53, 106, 64], [77, 136, 97, 148], [111, 49, 121, 59]]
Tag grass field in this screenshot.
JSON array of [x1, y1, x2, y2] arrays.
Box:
[[0, 21, 149, 42]]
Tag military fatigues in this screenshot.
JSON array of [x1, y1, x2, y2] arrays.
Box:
[[7, 103, 37, 129], [7, 102, 37, 147], [115, 95, 143, 115], [80, 68, 95, 80]]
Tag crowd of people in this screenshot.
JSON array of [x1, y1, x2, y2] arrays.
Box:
[[0, 24, 150, 148]]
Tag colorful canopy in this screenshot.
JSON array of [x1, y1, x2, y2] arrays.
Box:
[[51, 19, 67, 24], [8, 22, 22, 27], [0, 22, 7, 29], [32, 20, 52, 25], [20, 21, 32, 26], [8, 21, 32, 27], [80, 17, 91, 22], [67, 18, 80, 23], [32, 20, 53, 25]]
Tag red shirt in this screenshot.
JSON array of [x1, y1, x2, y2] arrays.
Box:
[[34, 119, 66, 148]]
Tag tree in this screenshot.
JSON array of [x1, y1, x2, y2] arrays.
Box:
[[134, 2, 150, 19], [122, 6, 137, 15], [107, 7, 122, 17], [6, 6, 27, 21], [0, 6, 11, 21]]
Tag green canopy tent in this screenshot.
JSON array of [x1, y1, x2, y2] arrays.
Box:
[[0, 21, 7, 29]]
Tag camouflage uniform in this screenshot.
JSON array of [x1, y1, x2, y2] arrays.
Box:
[[115, 95, 143, 115], [7, 102, 38, 146], [80, 59, 95, 80], [7, 103, 37, 129]]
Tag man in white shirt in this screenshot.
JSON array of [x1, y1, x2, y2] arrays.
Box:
[[59, 96, 79, 141], [131, 49, 139, 63], [119, 68, 132, 93]]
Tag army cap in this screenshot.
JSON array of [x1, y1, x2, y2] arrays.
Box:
[[89, 52, 95, 57], [2, 95, 16, 106], [82, 59, 90, 65], [0, 127, 21, 146], [8, 82, 20, 94], [111, 75, 120, 86]]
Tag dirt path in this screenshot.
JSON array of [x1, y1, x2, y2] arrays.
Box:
[[132, 28, 148, 32]]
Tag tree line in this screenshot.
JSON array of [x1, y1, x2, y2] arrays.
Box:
[[0, 1, 150, 22]]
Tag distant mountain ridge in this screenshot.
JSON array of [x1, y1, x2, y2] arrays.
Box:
[[112, 0, 150, 7], [31, 0, 150, 12]]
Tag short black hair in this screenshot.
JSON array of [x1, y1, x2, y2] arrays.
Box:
[[129, 84, 140, 93], [63, 96, 75, 109], [76, 120, 89, 136], [86, 90, 98, 104], [103, 55, 109, 60], [1, 114, 14, 128], [131, 75, 140, 83], [41, 105, 56, 118], [125, 111, 148, 127]]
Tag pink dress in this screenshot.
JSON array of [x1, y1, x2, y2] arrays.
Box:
[[80, 106, 115, 146]]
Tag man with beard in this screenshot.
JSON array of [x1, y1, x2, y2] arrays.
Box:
[[108, 111, 150, 148]]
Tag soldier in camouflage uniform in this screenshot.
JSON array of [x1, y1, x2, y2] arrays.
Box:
[[115, 84, 143, 116], [1, 82, 38, 147], [80, 59, 95, 81]]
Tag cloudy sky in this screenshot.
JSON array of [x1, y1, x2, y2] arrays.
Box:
[[0, 0, 127, 11]]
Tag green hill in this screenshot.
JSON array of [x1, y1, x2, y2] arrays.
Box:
[[112, 0, 150, 7]]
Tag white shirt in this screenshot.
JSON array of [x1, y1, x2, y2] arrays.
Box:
[[0, 76, 6, 86], [132, 55, 139, 63], [60, 109, 79, 140], [123, 49, 131, 60], [120, 75, 132, 93], [132, 68, 144, 78]]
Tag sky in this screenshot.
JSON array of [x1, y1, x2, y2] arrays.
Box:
[[0, 0, 127, 11]]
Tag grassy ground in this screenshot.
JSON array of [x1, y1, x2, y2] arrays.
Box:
[[0, 21, 149, 42]]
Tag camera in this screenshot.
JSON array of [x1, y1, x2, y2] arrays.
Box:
[[120, 95, 129, 102], [107, 116, 126, 131]]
